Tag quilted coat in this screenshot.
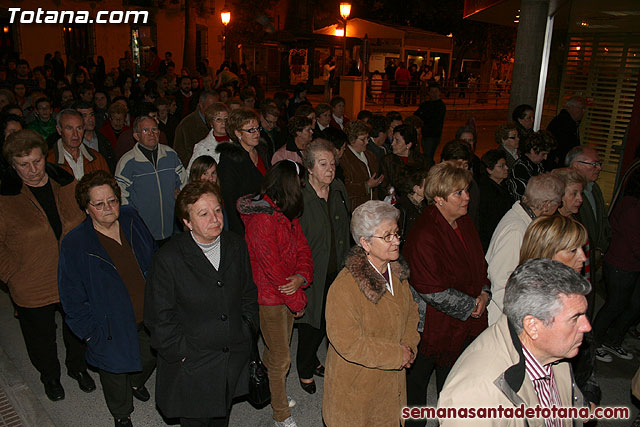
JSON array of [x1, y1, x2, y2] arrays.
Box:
[[237, 194, 313, 313]]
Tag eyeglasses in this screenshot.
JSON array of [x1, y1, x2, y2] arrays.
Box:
[[89, 198, 120, 210], [141, 127, 160, 134], [372, 233, 402, 243], [577, 160, 602, 168], [240, 126, 262, 134]]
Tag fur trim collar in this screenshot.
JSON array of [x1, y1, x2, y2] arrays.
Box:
[[236, 193, 276, 216], [344, 245, 410, 304]]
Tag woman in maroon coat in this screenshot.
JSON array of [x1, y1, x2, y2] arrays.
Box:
[[403, 162, 490, 427]]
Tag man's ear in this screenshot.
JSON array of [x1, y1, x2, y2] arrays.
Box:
[[57, 126, 62, 136], [133, 132, 140, 142], [522, 315, 540, 340]]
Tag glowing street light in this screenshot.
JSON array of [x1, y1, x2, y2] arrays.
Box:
[[220, 10, 230, 59], [339, 2, 351, 75], [220, 10, 230, 26], [340, 3, 351, 20]]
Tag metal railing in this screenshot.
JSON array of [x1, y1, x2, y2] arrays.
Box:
[[366, 80, 512, 108]]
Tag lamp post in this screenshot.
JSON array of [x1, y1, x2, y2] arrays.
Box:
[[220, 10, 230, 60], [340, 2, 351, 75]]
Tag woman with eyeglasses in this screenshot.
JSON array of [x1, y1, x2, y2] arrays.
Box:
[[403, 162, 489, 426], [495, 122, 520, 169], [216, 107, 271, 234], [58, 170, 157, 427], [322, 200, 420, 426]]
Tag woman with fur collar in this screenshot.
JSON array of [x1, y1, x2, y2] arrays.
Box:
[[323, 200, 420, 426]]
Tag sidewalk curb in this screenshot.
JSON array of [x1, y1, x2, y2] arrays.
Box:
[[0, 345, 56, 427]]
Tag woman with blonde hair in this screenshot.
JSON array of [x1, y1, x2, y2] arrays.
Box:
[[404, 162, 489, 426], [551, 168, 587, 218], [519, 215, 588, 271]]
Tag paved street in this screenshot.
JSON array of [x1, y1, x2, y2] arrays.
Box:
[[1, 286, 638, 426]]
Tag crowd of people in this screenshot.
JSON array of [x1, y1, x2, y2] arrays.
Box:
[[0, 50, 637, 427]]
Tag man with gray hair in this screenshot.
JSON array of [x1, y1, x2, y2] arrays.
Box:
[[567, 145, 611, 318], [438, 259, 591, 426], [115, 115, 186, 244], [546, 96, 587, 170], [173, 90, 220, 165], [46, 109, 110, 180], [486, 173, 564, 325]]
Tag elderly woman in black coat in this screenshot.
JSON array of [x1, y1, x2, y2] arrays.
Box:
[[477, 149, 514, 251], [144, 181, 259, 427], [296, 139, 351, 394]]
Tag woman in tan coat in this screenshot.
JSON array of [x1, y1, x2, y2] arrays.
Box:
[[0, 130, 93, 402], [340, 120, 384, 211], [323, 200, 420, 427]]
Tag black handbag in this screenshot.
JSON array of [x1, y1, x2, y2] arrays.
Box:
[[243, 316, 271, 406]]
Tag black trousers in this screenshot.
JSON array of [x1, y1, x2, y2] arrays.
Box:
[[405, 353, 452, 427], [180, 416, 229, 427], [296, 323, 324, 379], [98, 325, 156, 419], [15, 302, 87, 383], [296, 271, 336, 380]]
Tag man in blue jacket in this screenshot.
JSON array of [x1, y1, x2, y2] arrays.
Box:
[[115, 115, 186, 245]]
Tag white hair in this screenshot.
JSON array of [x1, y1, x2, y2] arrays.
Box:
[[351, 200, 400, 245]]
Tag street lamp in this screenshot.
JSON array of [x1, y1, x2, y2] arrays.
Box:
[[220, 10, 230, 59], [339, 2, 351, 75]]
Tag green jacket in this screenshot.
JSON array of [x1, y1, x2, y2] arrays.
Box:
[[297, 178, 351, 328], [28, 117, 57, 140]]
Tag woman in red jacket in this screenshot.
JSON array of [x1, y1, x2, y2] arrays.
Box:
[[403, 162, 490, 427], [238, 160, 313, 427]]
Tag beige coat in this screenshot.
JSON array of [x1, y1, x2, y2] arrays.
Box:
[[323, 246, 420, 427], [0, 171, 84, 307], [438, 315, 584, 427]]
